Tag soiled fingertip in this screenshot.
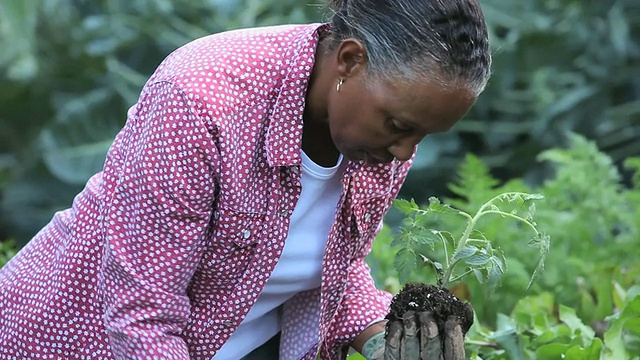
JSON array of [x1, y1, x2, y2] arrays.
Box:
[[384, 319, 402, 360], [443, 319, 465, 360], [419, 311, 443, 360], [462, 302, 474, 333], [401, 311, 420, 356]]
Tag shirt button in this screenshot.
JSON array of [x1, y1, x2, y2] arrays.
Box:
[[364, 213, 371, 222], [242, 229, 251, 239], [292, 166, 300, 174], [213, 211, 220, 220], [222, 320, 234, 326], [280, 209, 288, 217]]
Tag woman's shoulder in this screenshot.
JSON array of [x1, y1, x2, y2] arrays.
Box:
[[149, 23, 324, 85], [137, 23, 324, 119]]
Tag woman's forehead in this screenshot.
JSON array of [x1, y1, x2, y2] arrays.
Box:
[[375, 79, 475, 132]]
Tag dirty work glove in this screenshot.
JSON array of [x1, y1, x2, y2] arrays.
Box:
[[361, 291, 474, 359]]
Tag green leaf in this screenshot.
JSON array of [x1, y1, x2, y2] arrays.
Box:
[[470, 229, 488, 241], [427, 196, 459, 214], [414, 228, 439, 250], [453, 245, 478, 261], [40, 89, 122, 185], [489, 314, 526, 360], [466, 252, 491, 266], [447, 153, 500, 208], [602, 295, 640, 359], [527, 233, 550, 289], [559, 304, 595, 345], [472, 268, 486, 283], [535, 343, 570, 358], [393, 198, 419, 215], [434, 230, 456, 249], [485, 256, 506, 294], [564, 338, 603, 360], [394, 248, 418, 284]]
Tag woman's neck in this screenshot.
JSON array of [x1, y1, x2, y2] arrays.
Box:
[[301, 35, 340, 167]]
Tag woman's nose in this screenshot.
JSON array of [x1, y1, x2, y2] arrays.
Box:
[[387, 140, 416, 162]]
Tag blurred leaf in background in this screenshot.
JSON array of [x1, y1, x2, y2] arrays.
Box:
[[405, 0, 640, 200], [1, 0, 639, 247]]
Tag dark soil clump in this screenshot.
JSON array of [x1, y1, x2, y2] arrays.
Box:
[[386, 283, 473, 333]]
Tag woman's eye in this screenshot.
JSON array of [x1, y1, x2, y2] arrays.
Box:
[[388, 118, 411, 133]]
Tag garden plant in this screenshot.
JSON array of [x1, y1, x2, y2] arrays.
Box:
[[383, 183, 549, 359], [361, 134, 640, 360]]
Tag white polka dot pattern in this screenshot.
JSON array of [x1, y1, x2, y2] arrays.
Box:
[[0, 23, 414, 360]]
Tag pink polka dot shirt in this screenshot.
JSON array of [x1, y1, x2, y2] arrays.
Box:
[[0, 24, 413, 359]]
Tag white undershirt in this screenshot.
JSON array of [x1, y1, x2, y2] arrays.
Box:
[[214, 151, 344, 359]]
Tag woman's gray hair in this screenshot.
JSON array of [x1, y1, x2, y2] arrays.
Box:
[[325, 0, 492, 96]]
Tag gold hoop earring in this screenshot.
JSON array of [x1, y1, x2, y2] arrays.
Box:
[[336, 78, 344, 92]]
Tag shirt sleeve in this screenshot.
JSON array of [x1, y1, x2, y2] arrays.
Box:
[[99, 81, 219, 359]]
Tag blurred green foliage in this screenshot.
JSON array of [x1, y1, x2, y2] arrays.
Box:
[[0, 0, 639, 248]]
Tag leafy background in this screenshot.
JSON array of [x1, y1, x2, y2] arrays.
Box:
[[1, 0, 639, 358], [1, 0, 638, 245]]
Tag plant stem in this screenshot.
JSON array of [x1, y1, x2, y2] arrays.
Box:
[[476, 210, 540, 235], [440, 194, 539, 288], [441, 211, 474, 288], [449, 269, 473, 283], [440, 232, 450, 269]]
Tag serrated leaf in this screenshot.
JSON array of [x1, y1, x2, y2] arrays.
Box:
[[394, 227, 413, 248], [413, 227, 439, 251], [527, 233, 550, 289], [485, 256, 506, 295], [470, 229, 487, 241], [447, 153, 500, 207], [390, 235, 404, 249], [490, 255, 506, 275], [394, 198, 419, 215], [453, 245, 478, 261], [396, 223, 440, 252], [528, 202, 537, 217], [413, 212, 431, 225], [473, 268, 486, 283], [436, 230, 457, 249], [427, 196, 459, 214], [466, 252, 491, 266], [394, 248, 418, 284]]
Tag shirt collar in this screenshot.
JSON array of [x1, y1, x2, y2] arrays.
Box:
[[265, 23, 328, 167]]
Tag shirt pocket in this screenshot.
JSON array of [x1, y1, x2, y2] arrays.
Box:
[[197, 209, 264, 285]]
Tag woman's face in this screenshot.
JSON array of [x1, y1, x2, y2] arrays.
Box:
[[327, 74, 476, 164]]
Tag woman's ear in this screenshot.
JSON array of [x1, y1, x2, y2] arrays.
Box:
[[335, 39, 368, 78]]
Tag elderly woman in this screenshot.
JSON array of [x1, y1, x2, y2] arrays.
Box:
[[0, 0, 491, 359]]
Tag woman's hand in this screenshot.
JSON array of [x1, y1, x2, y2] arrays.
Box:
[[359, 303, 474, 360]]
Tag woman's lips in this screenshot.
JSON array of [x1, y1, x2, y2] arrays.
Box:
[[365, 152, 393, 164]]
